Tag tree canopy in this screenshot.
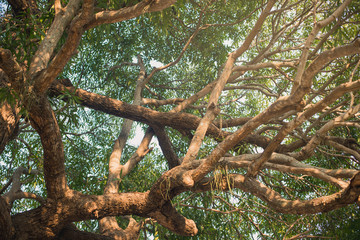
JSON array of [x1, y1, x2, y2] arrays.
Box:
[[1, 0, 360, 239]]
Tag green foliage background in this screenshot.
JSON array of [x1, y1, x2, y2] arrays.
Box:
[[1, 0, 360, 239]]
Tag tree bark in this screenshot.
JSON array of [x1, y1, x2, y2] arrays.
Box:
[[0, 196, 13, 239]]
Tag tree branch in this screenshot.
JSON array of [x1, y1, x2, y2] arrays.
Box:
[[28, 0, 82, 79], [247, 81, 360, 176], [27, 97, 68, 199], [0, 48, 25, 91], [50, 80, 222, 137], [34, 0, 94, 94], [195, 172, 360, 214], [85, 0, 177, 30], [291, 0, 353, 94], [181, 0, 276, 166], [58, 224, 113, 240], [99, 56, 147, 235], [148, 201, 198, 236], [152, 125, 180, 169], [222, 153, 358, 179], [0, 195, 13, 239], [2, 167, 43, 205]]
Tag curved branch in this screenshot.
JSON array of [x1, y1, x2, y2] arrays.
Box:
[[195, 172, 360, 215], [292, 38, 360, 100], [148, 202, 198, 236], [220, 155, 348, 188], [98, 217, 143, 240], [327, 139, 360, 162], [2, 167, 42, 204], [222, 153, 358, 179], [120, 128, 154, 178], [239, 172, 360, 214], [85, 0, 177, 30]]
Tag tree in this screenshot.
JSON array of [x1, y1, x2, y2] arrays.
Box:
[[1, 0, 360, 239]]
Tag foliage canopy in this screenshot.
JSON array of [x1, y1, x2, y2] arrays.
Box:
[[1, 0, 360, 239]]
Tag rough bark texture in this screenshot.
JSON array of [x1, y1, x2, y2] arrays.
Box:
[[0, 196, 13, 239], [0, 101, 20, 154]]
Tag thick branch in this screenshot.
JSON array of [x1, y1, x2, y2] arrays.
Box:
[[28, 97, 67, 199], [0, 196, 13, 239], [50, 81, 222, 136], [11, 186, 195, 238], [148, 202, 198, 236]]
